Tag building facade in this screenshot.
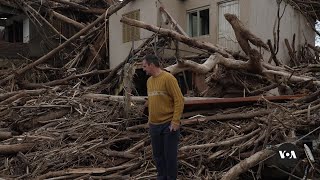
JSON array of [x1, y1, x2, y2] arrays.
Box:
[[109, 0, 315, 68]]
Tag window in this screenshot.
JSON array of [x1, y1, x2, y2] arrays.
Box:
[[188, 8, 209, 37], [123, 10, 140, 43], [8, 21, 23, 43]]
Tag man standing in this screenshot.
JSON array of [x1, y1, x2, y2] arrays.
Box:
[[142, 54, 184, 180]]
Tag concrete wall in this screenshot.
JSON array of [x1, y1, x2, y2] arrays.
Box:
[[248, 0, 315, 64], [109, 0, 158, 68]]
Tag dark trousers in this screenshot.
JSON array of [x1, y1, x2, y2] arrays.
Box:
[[149, 122, 180, 180]]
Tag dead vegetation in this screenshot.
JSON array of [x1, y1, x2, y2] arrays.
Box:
[[0, 0, 319, 179]]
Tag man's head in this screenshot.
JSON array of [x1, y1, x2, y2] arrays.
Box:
[[142, 54, 161, 76]]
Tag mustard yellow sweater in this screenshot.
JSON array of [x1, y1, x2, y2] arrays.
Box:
[[147, 71, 184, 125]]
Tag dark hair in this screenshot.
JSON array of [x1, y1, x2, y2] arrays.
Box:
[[144, 54, 160, 67]]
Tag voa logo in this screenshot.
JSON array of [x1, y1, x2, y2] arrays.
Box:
[[275, 143, 299, 168], [278, 150, 297, 159]]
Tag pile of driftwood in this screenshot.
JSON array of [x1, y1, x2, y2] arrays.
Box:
[[0, 89, 319, 179], [0, 0, 320, 179]]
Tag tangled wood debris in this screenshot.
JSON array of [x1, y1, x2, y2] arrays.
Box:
[[0, 0, 319, 179]]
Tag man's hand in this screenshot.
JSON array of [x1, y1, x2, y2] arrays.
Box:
[[169, 122, 180, 132]]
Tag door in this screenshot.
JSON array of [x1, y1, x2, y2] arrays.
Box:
[[218, 0, 240, 52]]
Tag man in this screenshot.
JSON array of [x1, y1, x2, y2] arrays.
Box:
[[142, 54, 184, 180]]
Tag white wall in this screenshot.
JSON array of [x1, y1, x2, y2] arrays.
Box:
[[109, 0, 158, 68], [248, 0, 315, 64]]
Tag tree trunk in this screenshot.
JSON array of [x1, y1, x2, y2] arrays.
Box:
[[50, 10, 85, 29], [221, 149, 275, 180], [0, 143, 34, 155], [49, 0, 88, 10], [120, 17, 231, 57], [224, 13, 269, 55]]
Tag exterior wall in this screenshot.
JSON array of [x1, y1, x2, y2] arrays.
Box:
[[109, 0, 158, 68], [180, 0, 214, 55], [248, 0, 315, 64], [157, 0, 186, 57], [109, 0, 316, 67], [159, 0, 185, 31]]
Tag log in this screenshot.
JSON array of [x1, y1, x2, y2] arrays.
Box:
[[248, 49, 264, 74], [0, 143, 34, 155], [221, 149, 275, 180], [0, 0, 134, 85], [49, 0, 89, 10], [224, 13, 269, 55], [158, 0, 188, 37], [83, 93, 241, 103], [293, 103, 320, 115], [0, 89, 47, 101], [102, 150, 135, 159], [16, 109, 70, 132], [285, 38, 298, 66], [165, 54, 249, 75], [33, 109, 70, 123], [126, 140, 146, 153], [64, 46, 88, 69], [179, 128, 260, 151], [308, 43, 320, 54], [182, 109, 272, 125], [0, 131, 13, 141], [83, 93, 147, 103], [17, 0, 69, 41], [293, 89, 320, 103], [88, 34, 156, 89], [0, 92, 27, 105], [120, 17, 231, 57], [77, 7, 106, 15], [165, 55, 216, 74], [0, 0, 16, 8], [90, 175, 130, 180], [36, 163, 138, 180], [262, 69, 320, 85], [50, 10, 85, 29], [19, 69, 111, 89], [123, 63, 135, 118], [267, 39, 281, 66], [224, 13, 267, 74], [85, 44, 103, 72], [84, 29, 107, 72], [120, 17, 273, 76]]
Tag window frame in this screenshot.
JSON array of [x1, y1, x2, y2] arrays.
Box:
[[187, 6, 210, 37]]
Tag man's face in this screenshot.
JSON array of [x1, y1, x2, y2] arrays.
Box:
[[142, 60, 152, 75]]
